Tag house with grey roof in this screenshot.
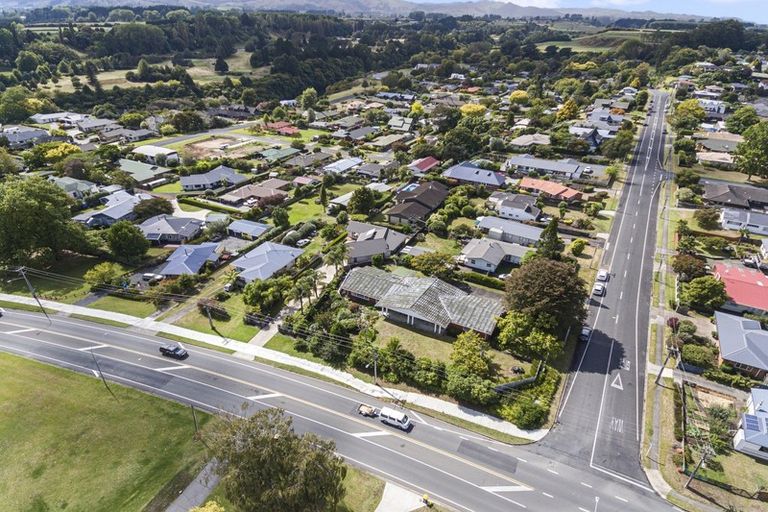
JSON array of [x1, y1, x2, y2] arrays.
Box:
[[72, 190, 151, 227], [386, 181, 450, 226], [132, 145, 179, 165], [48, 176, 97, 200], [509, 133, 550, 149], [477, 216, 543, 246], [232, 242, 304, 284], [323, 157, 363, 175], [339, 266, 505, 337], [388, 115, 414, 132], [260, 147, 300, 163], [76, 118, 119, 133], [703, 183, 768, 210], [284, 152, 332, 169], [346, 221, 407, 265], [118, 159, 171, 185], [720, 208, 768, 236], [180, 165, 248, 192], [158, 243, 220, 277], [442, 161, 506, 188], [487, 193, 541, 222], [714, 311, 768, 381], [733, 388, 768, 460], [348, 126, 380, 141], [1, 125, 51, 149], [503, 154, 587, 180], [139, 215, 204, 245], [459, 238, 531, 273], [227, 219, 270, 240]]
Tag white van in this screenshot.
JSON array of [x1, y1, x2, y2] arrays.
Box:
[[379, 407, 412, 431]]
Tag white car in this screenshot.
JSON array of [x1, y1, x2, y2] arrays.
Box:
[[592, 283, 606, 296], [597, 269, 609, 282]]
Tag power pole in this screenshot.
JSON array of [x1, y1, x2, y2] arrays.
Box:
[[656, 346, 678, 385], [191, 405, 199, 434], [19, 267, 52, 324], [90, 350, 117, 401], [373, 349, 378, 386], [685, 445, 713, 489]]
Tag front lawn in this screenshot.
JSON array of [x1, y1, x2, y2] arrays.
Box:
[[416, 233, 463, 256], [0, 352, 212, 512], [152, 181, 183, 194], [287, 197, 328, 225], [373, 318, 530, 380], [174, 293, 259, 342], [88, 295, 156, 318], [0, 255, 129, 305]]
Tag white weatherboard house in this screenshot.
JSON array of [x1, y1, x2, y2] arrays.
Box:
[[733, 388, 768, 461]]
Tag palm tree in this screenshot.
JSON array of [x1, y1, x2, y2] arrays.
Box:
[[306, 269, 326, 298], [297, 276, 314, 306], [324, 243, 347, 272], [287, 284, 304, 312]]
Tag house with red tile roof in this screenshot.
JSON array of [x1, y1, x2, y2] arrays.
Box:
[[518, 177, 582, 203], [713, 263, 768, 315], [408, 156, 441, 176]]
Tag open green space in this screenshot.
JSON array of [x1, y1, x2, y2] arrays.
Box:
[[0, 299, 53, 314], [416, 233, 463, 256], [88, 294, 156, 318], [536, 29, 646, 53], [174, 293, 259, 342], [0, 352, 212, 512], [374, 318, 530, 379], [207, 464, 385, 512], [151, 181, 183, 194], [287, 197, 328, 225], [0, 255, 129, 305]]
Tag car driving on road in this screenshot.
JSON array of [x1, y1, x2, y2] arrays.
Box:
[[159, 344, 188, 360]]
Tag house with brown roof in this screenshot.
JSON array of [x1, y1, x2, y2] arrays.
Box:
[[518, 177, 582, 203], [386, 181, 450, 226]]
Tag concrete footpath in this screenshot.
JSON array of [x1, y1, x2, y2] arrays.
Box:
[[0, 292, 547, 441], [166, 460, 219, 512]]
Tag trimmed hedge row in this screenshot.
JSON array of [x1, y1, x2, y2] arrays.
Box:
[[460, 271, 505, 290], [178, 196, 244, 215]]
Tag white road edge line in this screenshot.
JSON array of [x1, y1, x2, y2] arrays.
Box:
[[5, 328, 36, 335], [352, 431, 391, 438], [481, 485, 533, 493], [76, 344, 109, 351], [154, 365, 190, 372]]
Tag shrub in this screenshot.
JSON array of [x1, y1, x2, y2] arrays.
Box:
[[502, 396, 549, 430], [678, 320, 697, 336], [460, 271, 505, 290], [681, 344, 716, 369]]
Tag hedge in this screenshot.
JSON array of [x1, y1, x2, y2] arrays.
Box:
[[322, 232, 347, 253], [178, 196, 243, 215], [460, 271, 505, 290]]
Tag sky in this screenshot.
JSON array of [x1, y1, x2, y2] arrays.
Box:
[[428, 1, 768, 24]]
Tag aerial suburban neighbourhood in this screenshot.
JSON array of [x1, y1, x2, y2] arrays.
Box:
[[2, 2, 768, 512]]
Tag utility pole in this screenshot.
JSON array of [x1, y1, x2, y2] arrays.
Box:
[[191, 405, 199, 434], [90, 349, 117, 401], [656, 346, 678, 385], [19, 267, 52, 324], [685, 446, 713, 489], [373, 349, 378, 386]]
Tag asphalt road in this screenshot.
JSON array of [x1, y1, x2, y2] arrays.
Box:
[[535, 91, 670, 490], [0, 310, 677, 512]]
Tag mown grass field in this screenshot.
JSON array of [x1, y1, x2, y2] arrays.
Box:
[[0, 352, 212, 512]]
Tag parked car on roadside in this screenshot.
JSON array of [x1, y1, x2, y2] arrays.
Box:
[[592, 283, 606, 296]]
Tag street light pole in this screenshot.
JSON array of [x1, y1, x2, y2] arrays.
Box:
[[373, 349, 378, 386]]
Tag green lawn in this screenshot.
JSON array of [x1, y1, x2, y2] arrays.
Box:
[[0, 255, 128, 305], [287, 197, 328, 225], [175, 293, 259, 342], [416, 233, 463, 256], [374, 318, 529, 380], [207, 464, 384, 512], [329, 183, 362, 196], [0, 352, 212, 512], [177, 201, 207, 213], [69, 314, 131, 328], [151, 181, 183, 194], [88, 295, 156, 318]]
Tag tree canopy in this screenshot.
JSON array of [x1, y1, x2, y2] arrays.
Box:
[[735, 121, 768, 180]]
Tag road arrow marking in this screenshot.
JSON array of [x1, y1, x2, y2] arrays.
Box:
[[77, 344, 108, 351], [352, 431, 390, 438], [247, 393, 281, 400], [155, 365, 190, 372], [481, 485, 532, 493], [611, 373, 624, 391]]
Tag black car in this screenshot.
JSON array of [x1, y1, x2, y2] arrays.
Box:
[[159, 344, 188, 360]]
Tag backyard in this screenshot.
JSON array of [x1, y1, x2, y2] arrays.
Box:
[[0, 352, 213, 512]]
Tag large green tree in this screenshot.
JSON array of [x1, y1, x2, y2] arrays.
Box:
[[133, 198, 174, 222], [725, 106, 759, 135], [0, 86, 34, 123], [537, 218, 563, 260], [680, 276, 728, 312], [505, 259, 588, 332], [348, 187, 374, 215], [0, 177, 85, 264], [106, 221, 149, 263], [497, 311, 562, 359], [209, 409, 346, 512], [735, 121, 768, 180]]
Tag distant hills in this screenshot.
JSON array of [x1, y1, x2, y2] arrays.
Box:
[[4, 0, 712, 22]]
